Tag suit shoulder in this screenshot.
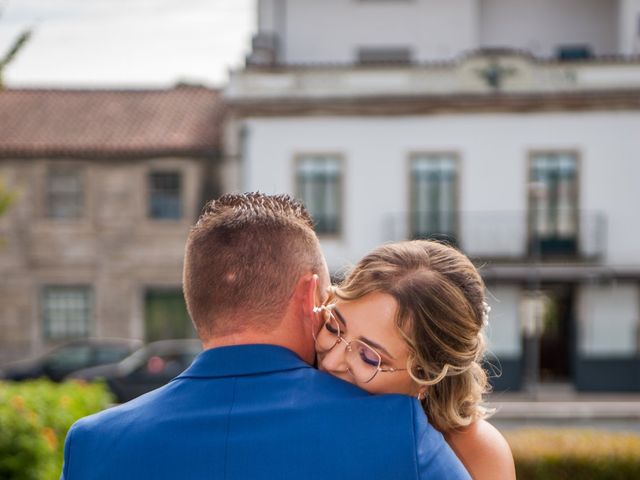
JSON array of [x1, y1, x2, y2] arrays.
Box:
[[68, 387, 162, 437]]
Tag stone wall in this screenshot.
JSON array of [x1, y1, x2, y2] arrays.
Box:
[[0, 156, 211, 364]]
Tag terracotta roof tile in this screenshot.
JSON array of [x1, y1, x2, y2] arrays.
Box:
[[0, 86, 223, 158]]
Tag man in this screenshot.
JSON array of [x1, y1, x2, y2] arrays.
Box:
[[61, 192, 470, 479]]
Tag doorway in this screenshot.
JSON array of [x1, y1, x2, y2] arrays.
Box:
[[144, 289, 196, 342], [521, 284, 576, 386]]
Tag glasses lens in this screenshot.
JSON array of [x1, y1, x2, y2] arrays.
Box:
[[314, 308, 340, 353], [345, 340, 381, 383]]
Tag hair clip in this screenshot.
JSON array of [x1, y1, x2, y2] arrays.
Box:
[[481, 301, 491, 327]]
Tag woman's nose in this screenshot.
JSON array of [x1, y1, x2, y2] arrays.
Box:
[[320, 342, 349, 373]]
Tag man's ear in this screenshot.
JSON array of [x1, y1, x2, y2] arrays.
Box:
[[305, 273, 319, 317]]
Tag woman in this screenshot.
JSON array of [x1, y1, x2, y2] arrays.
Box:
[[314, 240, 516, 480]]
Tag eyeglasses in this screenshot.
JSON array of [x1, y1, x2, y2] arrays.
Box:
[[313, 304, 407, 384]]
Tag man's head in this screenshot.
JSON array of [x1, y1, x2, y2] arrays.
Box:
[[183, 192, 329, 358]]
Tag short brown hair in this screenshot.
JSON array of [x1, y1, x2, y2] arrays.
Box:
[[183, 192, 323, 338], [334, 240, 491, 431]]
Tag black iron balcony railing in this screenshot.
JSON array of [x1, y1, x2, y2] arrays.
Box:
[[383, 210, 607, 262]]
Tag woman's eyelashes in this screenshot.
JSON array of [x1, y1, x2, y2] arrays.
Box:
[[357, 346, 379, 366], [325, 322, 338, 334]]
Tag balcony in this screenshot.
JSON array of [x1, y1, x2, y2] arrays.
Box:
[[227, 50, 640, 102], [382, 210, 607, 263]]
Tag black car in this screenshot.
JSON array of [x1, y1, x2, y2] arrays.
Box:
[[68, 339, 202, 403], [0, 338, 143, 382]]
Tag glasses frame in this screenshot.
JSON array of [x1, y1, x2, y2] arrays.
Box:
[[313, 303, 407, 384]]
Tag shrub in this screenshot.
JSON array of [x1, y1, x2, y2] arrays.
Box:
[[0, 380, 112, 480], [505, 428, 640, 480]]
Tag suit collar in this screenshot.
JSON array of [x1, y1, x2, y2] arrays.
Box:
[[177, 344, 311, 379]]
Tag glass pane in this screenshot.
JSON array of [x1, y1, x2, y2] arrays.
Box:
[[529, 153, 578, 255], [43, 287, 91, 339], [47, 168, 84, 219], [149, 172, 182, 219], [410, 154, 457, 240], [314, 309, 340, 352], [345, 340, 380, 383], [296, 156, 341, 234]]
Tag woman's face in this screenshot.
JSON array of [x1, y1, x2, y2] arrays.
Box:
[[316, 291, 420, 396]]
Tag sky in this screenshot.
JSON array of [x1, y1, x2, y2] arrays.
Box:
[[0, 0, 256, 88]]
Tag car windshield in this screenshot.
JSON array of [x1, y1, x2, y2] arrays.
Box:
[[119, 342, 201, 374], [119, 347, 151, 373], [95, 346, 133, 364], [46, 345, 92, 370]]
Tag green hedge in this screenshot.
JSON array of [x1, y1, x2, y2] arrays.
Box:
[[506, 428, 640, 480], [0, 380, 113, 480]]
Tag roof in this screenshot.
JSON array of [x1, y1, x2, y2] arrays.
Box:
[[0, 86, 223, 158]]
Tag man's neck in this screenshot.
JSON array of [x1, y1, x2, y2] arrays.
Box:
[[203, 331, 278, 350], [202, 329, 314, 364]]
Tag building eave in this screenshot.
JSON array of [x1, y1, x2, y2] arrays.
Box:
[[226, 90, 640, 117], [243, 52, 640, 72], [480, 264, 640, 283], [0, 147, 220, 161]]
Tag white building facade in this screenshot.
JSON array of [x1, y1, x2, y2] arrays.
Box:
[[225, 0, 640, 391]]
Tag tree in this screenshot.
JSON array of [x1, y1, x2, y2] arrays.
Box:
[[0, 179, 16, 249], [0, 0, 32, 88], [0, 180, 16, 218]]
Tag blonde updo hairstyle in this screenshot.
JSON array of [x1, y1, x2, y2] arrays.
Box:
[[333, 240, 491, 432]]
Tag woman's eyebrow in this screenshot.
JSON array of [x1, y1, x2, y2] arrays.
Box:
[[333, 307, 396, 359], [332, 307, 348, 326], [360, 336, 395, 360]]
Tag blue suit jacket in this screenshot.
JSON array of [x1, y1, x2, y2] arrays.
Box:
[[61, 344, 470, 479]]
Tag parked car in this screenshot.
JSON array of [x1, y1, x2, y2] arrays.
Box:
[[68, 339, 202, 403], [0, 338, 143, 382]]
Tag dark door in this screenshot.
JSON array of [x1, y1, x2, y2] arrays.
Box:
[[538, 285, 575, 382], [144, 290, 195, 342], [522, 284, 576, 386]]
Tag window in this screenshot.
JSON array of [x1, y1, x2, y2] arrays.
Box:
[[42, 286, 92, 339], [148, 171, 182, 219], [410, 154, 458, 243], [529, 152, 578, 256], [46, 166, 84, 219], [144, 290, 195, 342], [358, 47, 412, 64], [557, 45, 592, 61], [296, 155, 342, 235]]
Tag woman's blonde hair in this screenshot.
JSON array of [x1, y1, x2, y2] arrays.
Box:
[[334, 240, 491, 432]]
